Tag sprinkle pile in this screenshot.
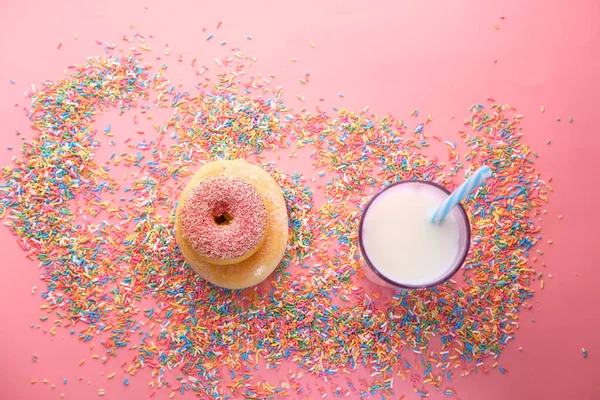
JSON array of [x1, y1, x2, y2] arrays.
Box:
[[0, 46, 549, 398]]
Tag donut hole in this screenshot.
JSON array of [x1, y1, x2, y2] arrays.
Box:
[[213, 211, 234, 226]]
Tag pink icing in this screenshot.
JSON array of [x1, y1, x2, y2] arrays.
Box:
[[180, 175, 268, 262]]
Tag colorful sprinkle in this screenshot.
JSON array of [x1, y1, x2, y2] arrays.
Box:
[[0, 41, 550, 399]]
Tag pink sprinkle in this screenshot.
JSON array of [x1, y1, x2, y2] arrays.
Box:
[[180, 175, 268, 262]]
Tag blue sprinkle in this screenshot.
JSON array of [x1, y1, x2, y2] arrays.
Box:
[[339, 93, 344, 98], [9, 79, 15, 84], [247, 36, 253, 40], [220, 41, 227, 46], [206, 34, 213, 41]]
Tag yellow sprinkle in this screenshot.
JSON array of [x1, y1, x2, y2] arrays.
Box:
[[74, 33, 78, 39], [107, 373, 115, 379], [98, 389, 105, 396], [169, 392, 176, 399], [541, 105, 545, 113], [540, 280, 545, 289], [290, 58, 297, 62], [79, 359, 85, 365], [548, 240, 553, 244], [43, 379, 48, 384], [558, 215, 563, 219], [30, 380, 37, 384], [309, 41, 315, 48], [61, 394, 64, 398]]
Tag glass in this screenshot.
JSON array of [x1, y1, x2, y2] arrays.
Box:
[[358, 180, 471, 290]]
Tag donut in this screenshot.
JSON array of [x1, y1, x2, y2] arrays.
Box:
[[175, 160, 289, 289], [179, 175, 268, 265]]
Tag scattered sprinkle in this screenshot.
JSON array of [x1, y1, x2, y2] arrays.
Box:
[[0, 44, 550, 399]]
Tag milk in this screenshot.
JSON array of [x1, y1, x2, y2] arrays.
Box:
[[360, 182, 463, 286]]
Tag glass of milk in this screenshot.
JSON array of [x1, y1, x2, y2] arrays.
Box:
[[358, 180, 471, 290]]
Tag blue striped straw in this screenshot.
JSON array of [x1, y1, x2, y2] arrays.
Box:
[[431, 166, 492, 224]]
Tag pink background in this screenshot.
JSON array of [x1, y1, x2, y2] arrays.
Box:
[[1, 0, 600, 399]]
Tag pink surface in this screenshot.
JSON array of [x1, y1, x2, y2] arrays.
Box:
[[1, 0, 599, 399]]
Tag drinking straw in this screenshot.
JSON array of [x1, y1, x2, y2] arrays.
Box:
[[431, 166, 492, 224]]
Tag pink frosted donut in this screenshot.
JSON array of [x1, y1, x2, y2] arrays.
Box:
[[179, 174, 268, 265]]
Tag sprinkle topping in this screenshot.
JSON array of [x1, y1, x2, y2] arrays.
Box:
[[180, 175, 267, 262]]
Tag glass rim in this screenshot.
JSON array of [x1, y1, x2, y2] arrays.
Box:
[[358, 180, 471, 290]]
